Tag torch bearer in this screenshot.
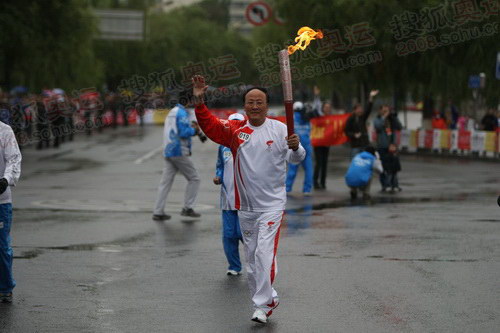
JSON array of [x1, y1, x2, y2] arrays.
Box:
[[278, 50, 294, 138], [279, 27, 323, 138]]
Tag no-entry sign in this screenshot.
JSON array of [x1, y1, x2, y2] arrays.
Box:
[[245, 1, 272, 26]]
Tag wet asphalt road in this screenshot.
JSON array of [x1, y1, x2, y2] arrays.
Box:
[[0, 125, 499, 333]]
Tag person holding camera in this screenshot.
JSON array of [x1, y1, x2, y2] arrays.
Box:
[[152, 89, 202, 220], [373, 105, 402, 191]]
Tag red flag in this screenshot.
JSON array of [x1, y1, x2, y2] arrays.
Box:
[[310, 114, 350, 146]]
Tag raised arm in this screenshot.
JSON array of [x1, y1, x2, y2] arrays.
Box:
[[362, 89, 378, 121], [192, 75, 236, 147], [372, 154, 384, 174]]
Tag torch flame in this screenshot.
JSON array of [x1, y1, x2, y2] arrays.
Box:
[[287, 26, 323, 55]]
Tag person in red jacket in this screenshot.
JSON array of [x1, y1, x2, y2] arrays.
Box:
[[192, 75, 305, 324], [432, 111, 448, 129]]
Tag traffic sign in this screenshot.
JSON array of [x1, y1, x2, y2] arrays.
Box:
[[468, 75, 480, 89], [245, 1, 272, 26]]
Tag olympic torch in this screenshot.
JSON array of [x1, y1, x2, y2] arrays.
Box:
[[278, 50, 294, 137], [279, 27, 324, 138]]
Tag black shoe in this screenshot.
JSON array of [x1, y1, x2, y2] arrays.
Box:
[[314, 183, 321, 190], [320, 184, 326, 190], [152, 214, 171, 221], [0, 293, 12, 303], [362, 193, 371, 201], [181, 208, 201, 218], [350, 191, 358, 200]]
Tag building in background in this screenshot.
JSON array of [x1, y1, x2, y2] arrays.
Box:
[[94, 9, 145, 41], [229, 0, 253, 36]]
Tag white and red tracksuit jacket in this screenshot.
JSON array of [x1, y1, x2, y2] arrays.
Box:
[[195, 104, 306, 212]]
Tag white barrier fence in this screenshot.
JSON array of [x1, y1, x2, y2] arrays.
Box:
[[372, 129, 499, 158]]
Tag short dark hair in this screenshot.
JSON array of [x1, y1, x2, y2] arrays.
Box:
[[364, 146, 376, 156], [178, 87, 193, 106], [242, 87, 269, 104]]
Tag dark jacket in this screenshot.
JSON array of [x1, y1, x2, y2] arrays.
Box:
[[382, 152, 401, 174], [373, 113, 402, 149], [35, 101, 49, 126], [481, 114, 497, 131], [344, 102, 373, 148]]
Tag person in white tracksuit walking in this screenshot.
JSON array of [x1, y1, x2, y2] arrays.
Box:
[[192, 75, 306, 324]]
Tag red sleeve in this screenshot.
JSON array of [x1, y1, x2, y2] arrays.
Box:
[[194, 104, 243, 147]]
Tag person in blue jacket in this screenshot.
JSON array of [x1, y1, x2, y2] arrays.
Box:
[[345, 146, 383, 201], [213, 113, 245, 276], [286, 101, 313, 195], [153, 89, 201, 220]]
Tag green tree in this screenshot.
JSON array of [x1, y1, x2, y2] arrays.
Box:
[[0, 0, 103, 92], [97, 2, 255, 90], [264, 0, 500, 115]]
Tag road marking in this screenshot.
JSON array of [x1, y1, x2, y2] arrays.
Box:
[[134, 146, 163, 164]]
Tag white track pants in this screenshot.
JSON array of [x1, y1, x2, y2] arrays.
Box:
[[238, 210, 283, 316]]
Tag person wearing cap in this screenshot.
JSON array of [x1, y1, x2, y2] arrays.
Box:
[[285, 101, 313, 195], [213, 113, 245, 276], [0, 120, 22, 303]]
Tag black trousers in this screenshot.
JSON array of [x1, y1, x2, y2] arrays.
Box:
[[313, 146, 330, 187]]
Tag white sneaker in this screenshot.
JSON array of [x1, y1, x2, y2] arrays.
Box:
[[270, 298, 280, 310], [251, 309, 267, 323], [226, 270, 241, 276]]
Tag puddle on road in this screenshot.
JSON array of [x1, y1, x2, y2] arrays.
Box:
[[37, 150, 73, 161], [96, 129, 145, 145], [13, 249, 43, 259], [472, 219, 500, 223], [308, 194, 471, 212], [24, 158, 103, 180], [299, 254, 480, 263], [284, 192, 496, 233], [287, 192, 495, 214], [17, 231, 155, 254], [366, 255, 479, 263]]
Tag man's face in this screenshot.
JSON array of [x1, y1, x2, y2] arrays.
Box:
[[244, 89, 268, 125], [354, 105, 363, 116], [379, 106, 390, 116], [323, 103, 332, 115]]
